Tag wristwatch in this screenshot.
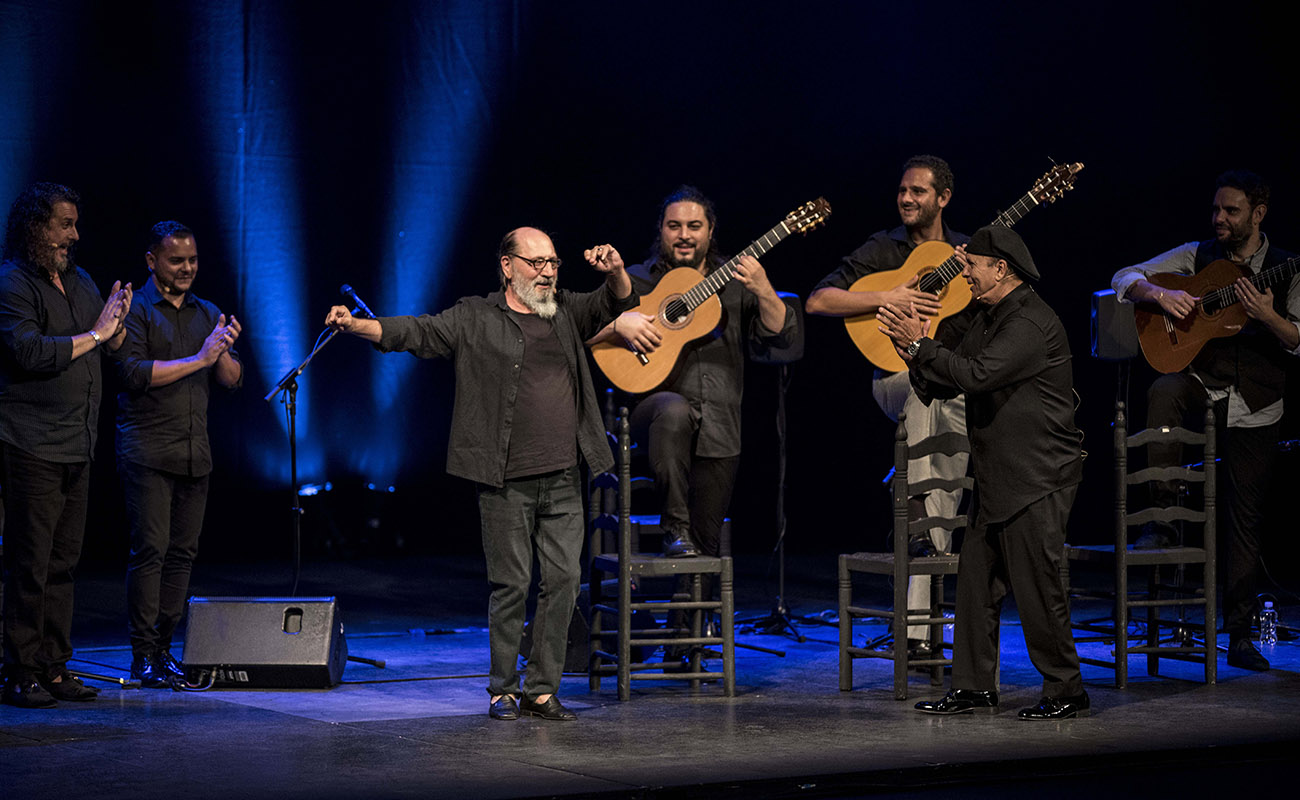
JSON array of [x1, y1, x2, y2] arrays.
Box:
[[88, 329, 102, 346], [905, 338, 924, 359]]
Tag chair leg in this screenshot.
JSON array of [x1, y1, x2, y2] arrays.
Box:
[[589, 564, 603, 692], [893, 560, 909, 701], [689, 574, 703, 692], [838, 556, 852, 692], [1115, 556, 1128, 689], [929, 574, 944, 687], [1147, 566, 1159, 678], [721, 557, 735, 697], [618, 564, 632, 701]]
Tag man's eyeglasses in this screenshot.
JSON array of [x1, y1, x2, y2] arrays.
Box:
[[510, 254, 562, 272]]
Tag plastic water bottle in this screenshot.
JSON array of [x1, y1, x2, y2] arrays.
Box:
[[1260, 601, 1279, 646]]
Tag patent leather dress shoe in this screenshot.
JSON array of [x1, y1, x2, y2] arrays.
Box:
[[519, 695, 578, 721], [908, 533, 938, 558], [1227, 638, 1270, 672], [130, 652, 173, 689], [489, 694, 519, 721], [1018, 691, 1091, 720], [155, 650, 187, 681], [2, 678, 58, 709], [664, 536, 698, 558], [40, 671, 99, 701], [914, 689, 998, 715]]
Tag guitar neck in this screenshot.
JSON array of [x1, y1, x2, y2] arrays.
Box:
[[680, 220, 793, 311], [918, 189, 1041, 292], [1202, 254, 1300, 313]]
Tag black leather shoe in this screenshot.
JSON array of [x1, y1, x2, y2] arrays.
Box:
[[915, 689, 998, 715], [2, 677, 58, 709], [1018, 691, 1091, 720], [907, 639, 934, 658], [130, 652, 172, 689], [155, 650, 186, 681], [664, 536, 698, 558], [489, 694, 519, 721], [1227, 638, 1270, 671], [40, 671, 99, 701], [1134, 522, 1175, 549], [908, 533, 938, 558], [519, 695, 578, 721]]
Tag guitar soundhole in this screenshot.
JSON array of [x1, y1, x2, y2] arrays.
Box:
[[660, 296, 692, 329]]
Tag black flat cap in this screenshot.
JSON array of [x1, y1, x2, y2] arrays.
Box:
[[967, 225, 1039, 281]]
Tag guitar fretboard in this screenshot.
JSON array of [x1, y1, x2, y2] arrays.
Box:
[[1201, 255, 1300, 313], [916, 190, 1040, 294], [667, 220, 795, 321]]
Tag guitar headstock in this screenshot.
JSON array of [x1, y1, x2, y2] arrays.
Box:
[[1032, 162, 1084, 204], [787, 197, 832, 234]]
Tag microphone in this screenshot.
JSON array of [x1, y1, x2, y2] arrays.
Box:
[[340, 284, 377, 319]]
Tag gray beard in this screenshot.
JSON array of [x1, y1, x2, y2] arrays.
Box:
[[513, 273, 558, 319]]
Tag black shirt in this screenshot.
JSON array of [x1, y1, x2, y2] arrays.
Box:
[[813, 223, 975, 354], [0, 259, 109, 463], [376, 281, 635, 488], [628, 258, 797, 458], [116, 279, 241, 477], [504, 311, 577, 479], [910, 283, 1084, 524]]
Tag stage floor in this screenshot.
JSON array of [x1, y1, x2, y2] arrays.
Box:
[[2, 555, 1298, 799]]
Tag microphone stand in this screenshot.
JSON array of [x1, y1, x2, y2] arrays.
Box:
[[264, 308, 363, 595]]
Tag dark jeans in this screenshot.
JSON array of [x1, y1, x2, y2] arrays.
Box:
[[630, 392, 739, 558], [0, 444, 90, 681], [477, 466, 583, 698], [121, 461, 210, 656], [1147, 373, 1279, 638], [952, 484, 1083, 698]]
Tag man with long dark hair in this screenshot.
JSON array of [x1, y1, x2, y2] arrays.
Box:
[[587, 186, 796, 561], [0, 182, 133, 708]]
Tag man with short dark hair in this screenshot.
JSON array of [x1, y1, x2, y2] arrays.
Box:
[[880, 225, 1088, 720], [0, 182, 133, 708], [1111, 170, 1299, 672], [807, 155, 971, 649], [326, 227, 633, 721], [117, 221, 243, 687]]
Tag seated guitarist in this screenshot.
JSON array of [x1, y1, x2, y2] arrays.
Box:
[[585, 185, 796, 559], [806, 155, 973, 653], [1111, 169, 1300, 673]]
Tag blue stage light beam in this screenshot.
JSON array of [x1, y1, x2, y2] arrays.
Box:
[[359, 1, 513, 481], [189, 0, 321, 483]]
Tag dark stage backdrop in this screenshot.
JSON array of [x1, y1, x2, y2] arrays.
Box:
[[3, 1, 1297, 579]]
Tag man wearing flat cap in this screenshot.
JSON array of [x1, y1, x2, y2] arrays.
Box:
[[878, 225, 1088, 721]]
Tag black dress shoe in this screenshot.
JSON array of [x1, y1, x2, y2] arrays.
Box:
[[1134, 521, 1175, 549], [130, 652, 172, 689], [2, 678, 58, 709], [915, 688, 998, 715], [519, 695, 578, 721], [1227, 638, 1270, 671], [40, 671, 99, 701], [1018, 691, 1090, 720], [664, 536, 698, 558], [155, 650, 186, 681], [908, 533, 938, 558], [489, 694, 519, 721]]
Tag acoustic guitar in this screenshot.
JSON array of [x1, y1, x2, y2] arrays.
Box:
[[1134, 254, 1300, 373], [844, 162, 1084, 372], [591, 198, 831, 394]]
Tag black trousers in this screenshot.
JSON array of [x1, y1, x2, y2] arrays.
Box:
[[477, 466, 584, 698], [0, 444, 90, 681], [1146, 373, 1278, 638], [952, 484, 1083, 698], [121, 461, 210, 656], [630, 391, 739, 558]]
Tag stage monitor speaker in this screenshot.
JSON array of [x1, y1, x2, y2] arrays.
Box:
[[1091, 289, 1141, 361], [182, 597, 348, 688]]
